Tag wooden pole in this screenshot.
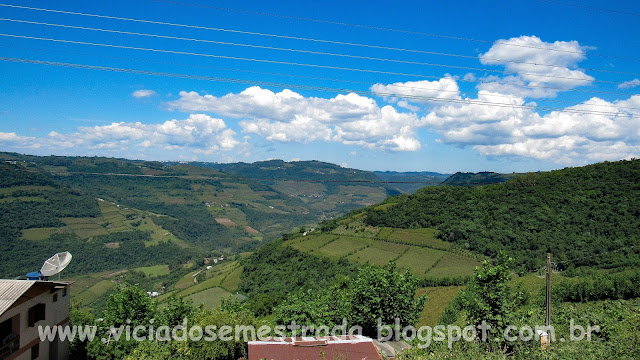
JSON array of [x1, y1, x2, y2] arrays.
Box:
[[543, 252, 551, 348]]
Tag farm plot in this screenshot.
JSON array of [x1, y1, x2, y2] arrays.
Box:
[[395, 246, 446, 276], [387, 228, 452, 250], [287, 234, 338, 253], [425, 253, 480, 278], [348, 241, 408, 266], [416, 286, 465, 327], [314, 236, 373, 259]]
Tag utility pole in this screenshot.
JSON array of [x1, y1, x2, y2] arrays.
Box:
[[544, 252, 552, 348]]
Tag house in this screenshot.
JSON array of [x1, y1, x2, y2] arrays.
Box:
[[248, 335, 383, 360], [0, 280, 71, 360]]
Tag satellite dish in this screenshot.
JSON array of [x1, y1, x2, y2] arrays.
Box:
[[40, 252, 72, 278]]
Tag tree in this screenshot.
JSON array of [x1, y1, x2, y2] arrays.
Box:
[[273, 285, 352, 329], [69, 299, 95, 360], [462, 252, 524, 350], [350, 262, 427, 337], [87, 285, 156, 360], [158, 294, 198, 327]]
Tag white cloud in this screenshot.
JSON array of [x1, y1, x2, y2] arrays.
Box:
[[619, 79, 640, 89], [0, 132, 38, 148], [168, 87, 424, 151], [1, 114, 240, 156], [370, 78, 461, 104], [132, 89, 156, 98], [422, 89, 640, 162], [478, 35, 594, 97]]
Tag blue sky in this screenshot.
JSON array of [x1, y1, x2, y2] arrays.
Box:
[[0, 0, 639, 173]]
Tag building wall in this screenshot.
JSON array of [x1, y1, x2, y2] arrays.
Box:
[[0, 282, 70, 360]]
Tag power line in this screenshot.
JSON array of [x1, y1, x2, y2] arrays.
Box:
[[4, 43, 640, 113], [2, 2, 640, 71], [2, 55, 638, 118], [2, 33, 638, 99], [537, 0, 640, 17], [150, 0, 640, 63], [0, 17, 626, 86]]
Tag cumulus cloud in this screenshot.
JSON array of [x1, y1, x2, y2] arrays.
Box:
[[0, 114, 240, 156], [478, 36, 594, 97], [132, 89, 156, 98], [619, 79, 640, 89], [361, 35, 640, 164], [0, 132, 38, 148], [168, 87, 424, 151], [422, 89, 640, 162], [370, 78, 461, 104]]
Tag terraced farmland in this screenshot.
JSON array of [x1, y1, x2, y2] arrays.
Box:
[[425, 253, 481, 278], [283, 228, 480, 279], [347, 241, 408, 265], [395, 246, 446, 275], [185, 287, 244, 310], [385, 228, 452, 250], [313, 236, 373, 259], [416, 286, 465, 327]]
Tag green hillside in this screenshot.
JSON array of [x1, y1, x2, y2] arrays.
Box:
[[362, 159, 640, 271], [0, 163, 197, 279], [441, 171, 522, 186], [192, 159, 400, 218], [374, 170, 450, 193], [0, 152, 406, 309]]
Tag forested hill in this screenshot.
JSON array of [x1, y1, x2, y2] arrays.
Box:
[[374, 171, 450, 193], [441, 171, 521, 186], [192, 159, 380, 182], [361, 159, 640, 271]]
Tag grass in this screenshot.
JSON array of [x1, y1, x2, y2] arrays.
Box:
[[174, 262, 239, 298], [71, 225, 109, 239], [175, 271, 198, 289], [134, 265, 170, 278], [416, 286, 465, 327], [220, 266, 243, 292], [375, 227, 394, 240], [22, 227, 68, 241], [185, 287, 243, 310], [510, 272, 567, 298], [347, 241, 408, 266], [76, 279, 115, 306], [330, 219, 381, 238], [386, 228, 452, 250], [314, 236, 373, 259], [177, 276, 224, 297], [425, 253, 481, 278], [288, 234, 338, 252], [69, 276, 101, 296], [395, 246, 446, 276]]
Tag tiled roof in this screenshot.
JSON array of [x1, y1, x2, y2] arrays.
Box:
[[249, 335, 383, 360]]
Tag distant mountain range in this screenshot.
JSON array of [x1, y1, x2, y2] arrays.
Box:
[[0, 151, 525, 278]]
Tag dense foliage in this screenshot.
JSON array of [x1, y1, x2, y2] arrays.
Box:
[[363, 160, 640, 271], [441, 171, 521, 186], [0, 165, 197, 277], [273, 262, 426, 337], [461, 253, 527, 349], [350, 263, 427, 336], [238, 239, 357, 316], [552, 270, 640, 303]]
